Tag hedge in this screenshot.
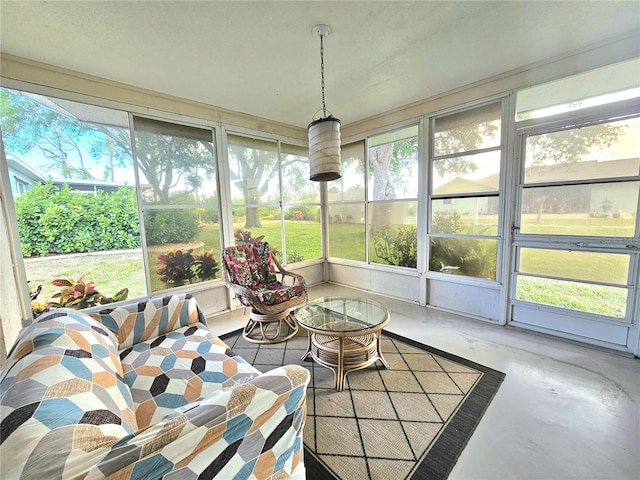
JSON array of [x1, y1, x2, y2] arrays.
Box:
[[16, 182, 141, 257]]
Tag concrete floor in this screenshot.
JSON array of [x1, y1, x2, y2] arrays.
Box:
[[209, 283, 640, 480]]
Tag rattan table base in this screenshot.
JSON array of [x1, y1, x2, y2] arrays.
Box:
[[303, 330, 389, 391]]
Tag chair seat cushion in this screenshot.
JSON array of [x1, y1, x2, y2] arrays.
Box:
[[250, 282, 306, 306]]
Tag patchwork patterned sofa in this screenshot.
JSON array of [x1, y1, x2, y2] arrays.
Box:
[[0, 294, 310, 479]]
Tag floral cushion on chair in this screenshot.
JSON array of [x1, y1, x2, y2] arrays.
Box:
[[223, 242, 305, 308], [251, 242, 278, 285], [250, 282, 307, 306], [223, 243, 254, 287]]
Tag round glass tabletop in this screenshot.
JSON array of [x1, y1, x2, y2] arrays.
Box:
[[293, 296, 389, 333]]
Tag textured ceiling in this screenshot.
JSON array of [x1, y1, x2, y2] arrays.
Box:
[[1, 1, 639, 128]]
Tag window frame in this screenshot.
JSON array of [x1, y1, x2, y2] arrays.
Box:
[[225, 131, 323, 266], [512, 100, 640, 324], [426, 98, 508, 282]]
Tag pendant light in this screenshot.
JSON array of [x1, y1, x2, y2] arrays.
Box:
[[308, 24, 341, 182]]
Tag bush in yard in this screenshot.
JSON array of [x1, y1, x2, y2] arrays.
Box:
[[287, 250, 304, 264], [429, 237, 496, 278], [155, 248, 219, 287], [372, 225, 418, 268], [30, 274, 129, 318], [143, 209, 200, 245], [429, 212, 496, 279], [15, 181, 140, 257], [234, 228, 264, 244], [156, 249, 196, 286], [194, 250, 219, 280], [284, 205, 319, 221]]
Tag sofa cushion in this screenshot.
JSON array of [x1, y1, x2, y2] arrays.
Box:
[[92, 293, 205, 350], [0, 310, 137, 478], [119, 323, 261, 429]]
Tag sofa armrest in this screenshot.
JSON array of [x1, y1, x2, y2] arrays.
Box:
[[87, 365, 310, 479]]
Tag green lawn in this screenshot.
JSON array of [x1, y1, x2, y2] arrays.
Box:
[[516, 276, 626, 318], [233, 220, 322, 261], [26, 251, 147, 303], [520, 215, 635, 237]]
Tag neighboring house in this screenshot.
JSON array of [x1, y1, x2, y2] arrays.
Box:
[[6, 157, 124, 197], [521, 157, 639, 215], [50, 178, 125, 195], [6, 157, 44, 197], [436, 157, 639, 216]]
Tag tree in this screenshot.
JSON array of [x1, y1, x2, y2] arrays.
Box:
[[432, 121, 498, 177], [525, 123, 624, 220], [227, 144, 308, 228], [132, 130, 215, 203], [369, 137, 418, 229], [89, 131, 132, 182], [1, 88, 215, 206], [0, 89, 94, 179]]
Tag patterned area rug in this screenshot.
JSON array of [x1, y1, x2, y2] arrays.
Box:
[[221, 328, 504, 480]]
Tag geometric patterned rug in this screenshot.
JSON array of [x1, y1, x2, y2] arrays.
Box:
[[221, 328, 505, 480]]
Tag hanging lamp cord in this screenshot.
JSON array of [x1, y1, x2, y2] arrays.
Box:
[[320, 33, 327, 118]]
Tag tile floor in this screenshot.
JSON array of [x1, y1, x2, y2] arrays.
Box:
[[209, 283, 640, 480]]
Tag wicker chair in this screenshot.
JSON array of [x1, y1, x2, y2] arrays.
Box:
[[222, 241, 307, 343]]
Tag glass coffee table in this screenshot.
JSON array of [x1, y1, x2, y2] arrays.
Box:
[[293, 296, 390, 391]]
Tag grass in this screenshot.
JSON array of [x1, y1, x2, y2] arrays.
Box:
[[519, 248, 629, 285], [26, 251, 147, 303], [516, 276, 627, 318], [328, 224, 366, 261], [520, 214, 635, 237]]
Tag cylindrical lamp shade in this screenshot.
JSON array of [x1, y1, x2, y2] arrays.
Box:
[[308, 117, 341, 181]]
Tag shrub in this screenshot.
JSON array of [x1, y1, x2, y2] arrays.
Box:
[[144, 209, 200, 245], [431, 211, 465, 233], [429, 212, 496, 278], [429, 237, 492, 277], [259, 206, 281, 221], [15, 182, 140, 257], [234, 229, 264, 244], [284, 206, 319, 222], [31, 274, 129, 318], [287, 250, 304, 264], [156, 249, 196, 286], [194, 250, 219, 280], [372, 226, 418, 268], [155, 248, 219, 286]]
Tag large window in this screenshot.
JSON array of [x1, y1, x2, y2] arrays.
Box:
[[227, 134, 321, 264], [428, 101, 503, 279], [518, 118, 640, 236], [281, 143, 322, 263], [1, 88, 145, 310], [2, 87, 322, 321], [327, 141, 366, 261], [514, 115, 640, 320], [327, 126, 419, 268], [516, 58, 640, 121], [368, 126, 419, 267], [132, 117, 221, 292]]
